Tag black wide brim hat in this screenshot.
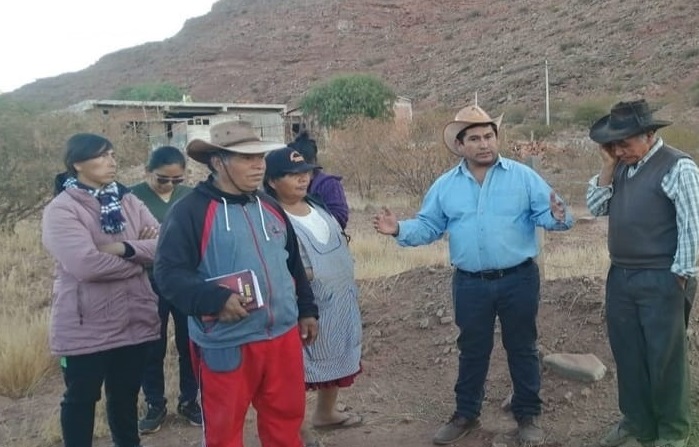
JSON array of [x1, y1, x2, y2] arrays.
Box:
[[589, 100, 672, 145]]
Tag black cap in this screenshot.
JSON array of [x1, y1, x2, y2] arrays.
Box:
[[264, 146, 318, 180]]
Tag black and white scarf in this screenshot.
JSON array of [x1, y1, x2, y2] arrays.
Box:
[[63, 176, 126, 234]]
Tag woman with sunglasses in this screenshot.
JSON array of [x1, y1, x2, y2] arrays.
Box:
[[130, 146, 201, 433]]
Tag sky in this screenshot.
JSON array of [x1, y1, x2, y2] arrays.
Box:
[[0, 0, 219, 93]]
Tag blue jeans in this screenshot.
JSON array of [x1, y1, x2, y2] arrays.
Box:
[[141, 279, 198, 408], [452, 261, 542, 421]]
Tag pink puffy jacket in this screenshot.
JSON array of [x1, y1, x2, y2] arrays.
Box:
[[42, 188, 161, 356]]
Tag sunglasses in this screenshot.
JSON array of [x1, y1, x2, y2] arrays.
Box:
[[155, 174, 185, 185]]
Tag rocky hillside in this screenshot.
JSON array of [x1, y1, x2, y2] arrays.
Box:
[[6, 0, 699, 110]]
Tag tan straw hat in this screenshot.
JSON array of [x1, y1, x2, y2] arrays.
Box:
[[186, 121, 286, 164], [443, 105, 503, 155]]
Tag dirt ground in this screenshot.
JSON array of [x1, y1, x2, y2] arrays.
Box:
[[3, 208, 699, 447]]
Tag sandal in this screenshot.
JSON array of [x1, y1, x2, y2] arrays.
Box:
[[312, 412, 363, 431]]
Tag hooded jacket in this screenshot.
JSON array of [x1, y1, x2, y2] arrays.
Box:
[[42, 186, 160, 356], [309, 170, 349, 229], [154, 176, 318, 349]]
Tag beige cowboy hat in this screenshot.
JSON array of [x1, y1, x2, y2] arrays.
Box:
[[443, 105, 503, 155], [186, 121, 286, 164]]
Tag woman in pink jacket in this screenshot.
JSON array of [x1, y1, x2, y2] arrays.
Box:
[[42, 133, 161, 447]]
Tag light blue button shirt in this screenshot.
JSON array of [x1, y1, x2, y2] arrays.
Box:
[[397, 157, 573, 272]]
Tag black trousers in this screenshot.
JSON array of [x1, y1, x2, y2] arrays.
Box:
[[141, 280, 197, 408], [60, 342, 150, 447]]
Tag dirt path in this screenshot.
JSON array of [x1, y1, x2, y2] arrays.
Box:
[[61, 271, 676, 447]]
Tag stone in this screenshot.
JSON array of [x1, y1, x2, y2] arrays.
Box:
[[418, 318, 430, 329], [369, 329, 383, 338], [439, 316, 453, 325], [501, 392, 513, 412], [575, 215, 597, 224], [543, 353, 607, 382], [436, 308, 445, 318], [580, 387, 592, 398]]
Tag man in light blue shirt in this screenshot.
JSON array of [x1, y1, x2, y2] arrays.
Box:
[[373, 105, 572, 445]]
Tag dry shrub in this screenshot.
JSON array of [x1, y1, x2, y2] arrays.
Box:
[[0, 100, 150, 232], [0, 309, 53, 398], [322, 118, 382, 199], [378, 110, 457, 198], [0, 223, 54, 398], [323, 110, 456, 201]]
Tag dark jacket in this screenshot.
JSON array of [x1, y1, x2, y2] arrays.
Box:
[[309, 170, 349, 229], [154, 176, 317, 349]]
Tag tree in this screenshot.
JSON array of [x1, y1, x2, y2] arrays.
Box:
[[111, 83, 188, 102], [0, 98, 150, 232], [300, 74, 396, 128], [0, 99, 64, 231]]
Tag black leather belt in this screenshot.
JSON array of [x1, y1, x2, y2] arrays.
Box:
[[458, 258, 533, 280]]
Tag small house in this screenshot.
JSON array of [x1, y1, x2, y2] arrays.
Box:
[[67, 99, 288, 150]]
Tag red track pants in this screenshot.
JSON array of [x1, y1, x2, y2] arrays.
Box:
[[191, 328, 305, 447]]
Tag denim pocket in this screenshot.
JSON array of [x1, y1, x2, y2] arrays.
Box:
[[201, 346, 242, 373]]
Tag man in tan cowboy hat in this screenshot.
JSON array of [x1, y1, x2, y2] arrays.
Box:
[[154, 121, 319, 447], [373, 104, 572, 445], [587, 100, 699, 447]]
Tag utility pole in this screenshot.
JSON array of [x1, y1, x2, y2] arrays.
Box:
[[474, 91, 478, 107], [545, 60, 550, 126]]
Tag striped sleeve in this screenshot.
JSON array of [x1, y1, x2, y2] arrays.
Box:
[[586, 174, 614, 216], [662, 158, 699, 277]]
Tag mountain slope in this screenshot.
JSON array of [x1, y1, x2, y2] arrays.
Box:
[[7, 0, 699, 110]]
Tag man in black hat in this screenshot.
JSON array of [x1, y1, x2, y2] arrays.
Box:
[[587, 100, 699, 447]]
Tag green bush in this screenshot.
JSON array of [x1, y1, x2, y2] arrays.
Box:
[[659, 125, 699, 156], [520, 122, 555, 140], [300, 74, 396, 128], [559, 41, 582, 53], [690, 82, 699, 107], [505, 105, 527, 125], [571, 100, 612, 127], [111, 83, 188, 102], [682, 48, 699, 59]]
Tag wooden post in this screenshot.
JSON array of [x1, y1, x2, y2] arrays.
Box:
[[545, 60, 550, 127], [525, 155, 546, 280]]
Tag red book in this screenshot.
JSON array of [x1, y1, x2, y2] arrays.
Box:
[[206, 269, 265, 311]]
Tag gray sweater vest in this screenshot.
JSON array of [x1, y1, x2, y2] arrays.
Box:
[[608, 144, 688, 269]]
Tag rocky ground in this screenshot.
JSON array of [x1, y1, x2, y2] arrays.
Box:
[[4, 214, 699, 447]]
